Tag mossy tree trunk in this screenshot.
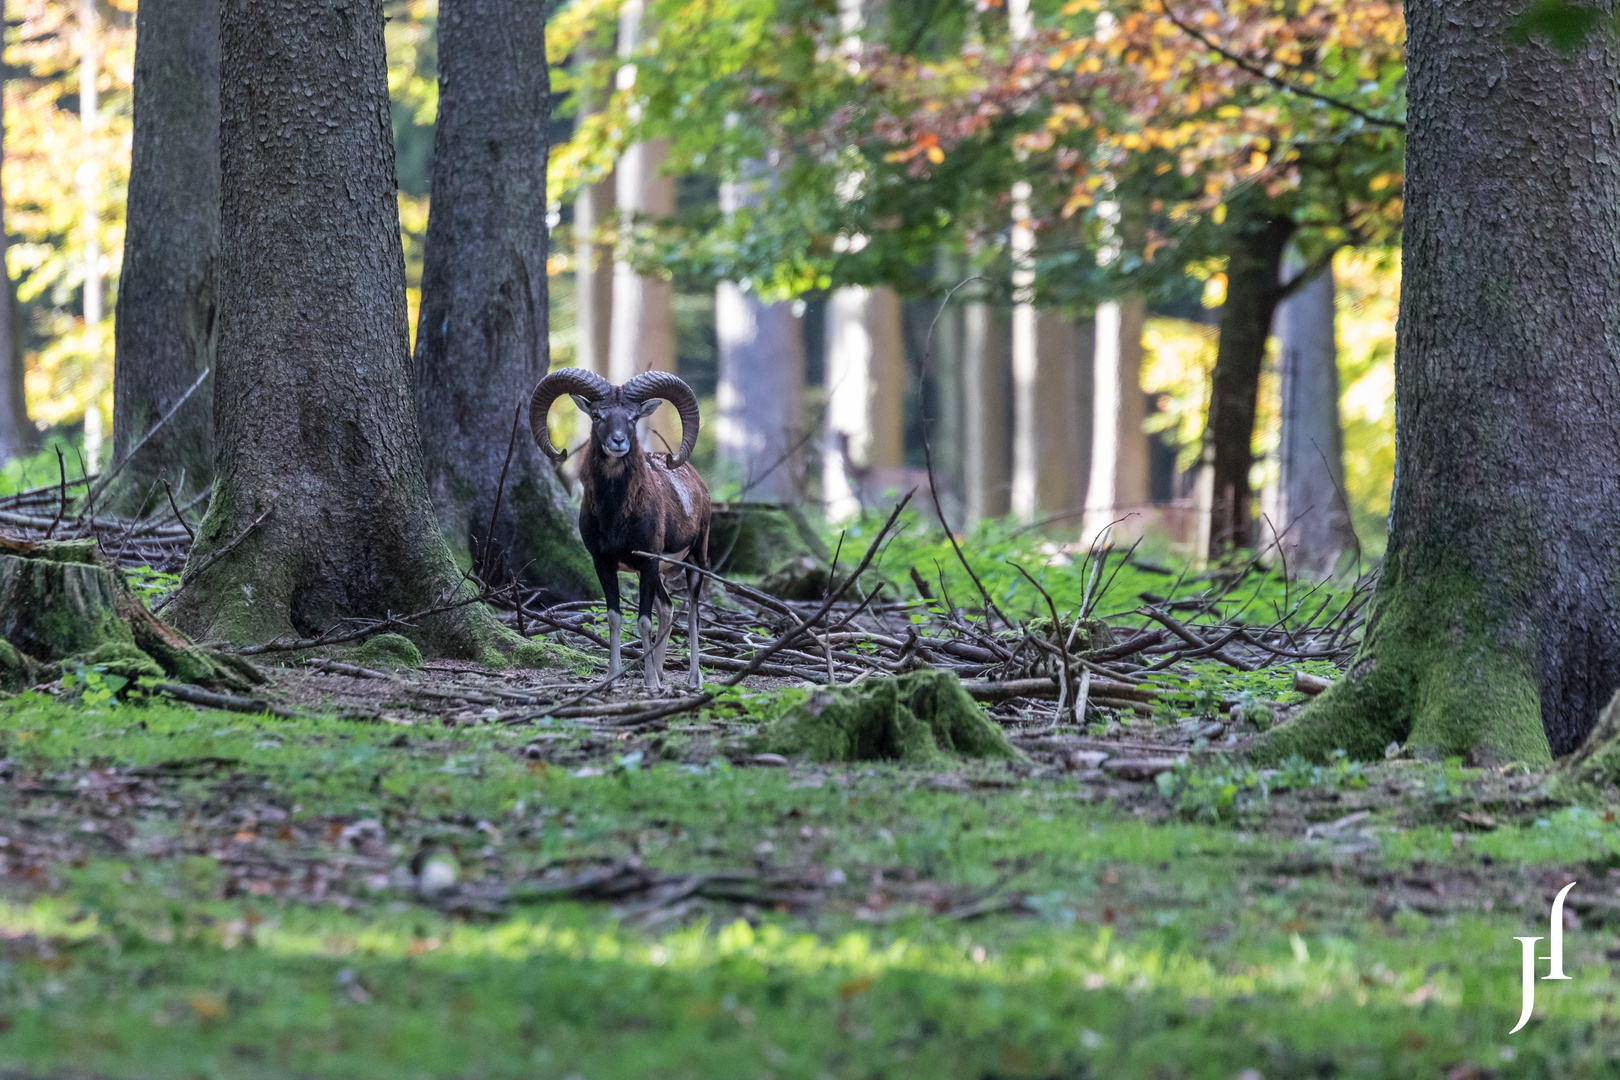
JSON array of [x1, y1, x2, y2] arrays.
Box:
[[175, 0, 511, 659], [1260, 0, 1620, 766], [413, 0, 595, 602], [1204, 199, 1295, 555], [108, 0, 219, 513]]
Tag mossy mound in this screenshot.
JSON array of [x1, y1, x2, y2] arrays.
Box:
[[750, 669, 1019, 764], [711, 503, 829, 578], [0, 534, 258, 693], [509, 639, 596, 673], [351, 633, 424, 670], [0, 640, 37, 692]]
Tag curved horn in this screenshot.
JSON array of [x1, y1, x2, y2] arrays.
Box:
[[529, 368, 612, 462], [623, 370, 701, 468]]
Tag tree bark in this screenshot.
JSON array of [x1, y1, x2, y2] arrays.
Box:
[[0, 55, 35, 465], [1203, 204, 1295, 555], [1260, 0, 1620, 766], [110, 0, 218, 511], [177, 0, 515, 660], [1274, 263, 1355, 578], [413, 0, 595, 601]]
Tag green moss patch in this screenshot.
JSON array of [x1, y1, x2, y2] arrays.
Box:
[[350, 633, 424, 671], [750, 669, 1018, 764], [1253, 552, 1551, 766]]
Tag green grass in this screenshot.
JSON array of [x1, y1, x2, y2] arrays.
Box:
[[0, 691, 1616, 1077], [821, 507, 1361, 632]]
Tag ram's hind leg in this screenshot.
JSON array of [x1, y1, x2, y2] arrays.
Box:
[[651, 575, 676, 693], [684, 564, 704, 690]]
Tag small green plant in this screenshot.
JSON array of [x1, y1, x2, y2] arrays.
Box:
[[60, 663, 129, 707], [1275, 750, 1369, 794], [1157, 749, 1367, 822], [123, 565, 182, 606]]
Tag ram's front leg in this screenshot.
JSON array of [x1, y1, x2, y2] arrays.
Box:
[[595, 556, 623, 682], [637, 567, 663, 692]]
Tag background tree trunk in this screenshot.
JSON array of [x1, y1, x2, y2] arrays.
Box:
[[1203, 203, 1294, 554], [608, 0, 678, 453], [1274, 262, 1355, 578], [109, 0, 218, 512], [715, 284, 803, 501], [0, 55, 35, 466], [961, 298, 1010, 525], [1262, 0, 1620, 766], [77, 0, 103, 473], [1085, 296, 1148, 544], [822, 284, 904, 522], [413, 0, 595, 601], [1029, 312, 1090, 522], [572, 42, 614, 385], [716, 160, 804, 503], [177, 0, 511, 659]]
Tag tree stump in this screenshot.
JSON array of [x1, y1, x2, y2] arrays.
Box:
[[0, 534, 259, 692]]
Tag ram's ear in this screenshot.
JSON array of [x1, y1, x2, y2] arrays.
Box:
[[569, 394, 597, 417], [635, 398, 663, 419]]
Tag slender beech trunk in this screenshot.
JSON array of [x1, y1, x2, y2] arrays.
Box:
[[1274, 263, 1355, 578], [0, 56, 35, 465], [413, 0, 595, 600], [1204, 205, 1295, 555], [110, 0, 218, 510], [715, 160, 804, 502], [608, 0, 679, 453], [1263, 0, 1620, 766], [961, 298, 1010, 524], [822, 284, 903, 521], [177, 0, 512, 659], [1030, 312, 1090, 520], [572, 42, 614, 382], [1085, 296, 1148, 542]]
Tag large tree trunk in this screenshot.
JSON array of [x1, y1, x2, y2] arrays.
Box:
[[1274, 263, 1356, 578], [1203, 204, 1295, 555], [177, 0, 513, 659], [0, 61, 36, 465], [1261, 0, 1620, 766], [110, 0, 218, 512], [1085, 296, 1148, 543], [412, 0, 595, 601]]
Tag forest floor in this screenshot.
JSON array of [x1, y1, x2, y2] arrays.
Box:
[[0, 652, 1615, 1079]]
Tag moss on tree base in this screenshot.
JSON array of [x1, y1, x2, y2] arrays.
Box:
[[0, 534, 260, 692], [1252, 555, 1551, 767], [750, 670, 1020, 764]]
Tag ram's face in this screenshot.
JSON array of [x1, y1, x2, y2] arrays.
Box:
[[573, 395, 661, 459]]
